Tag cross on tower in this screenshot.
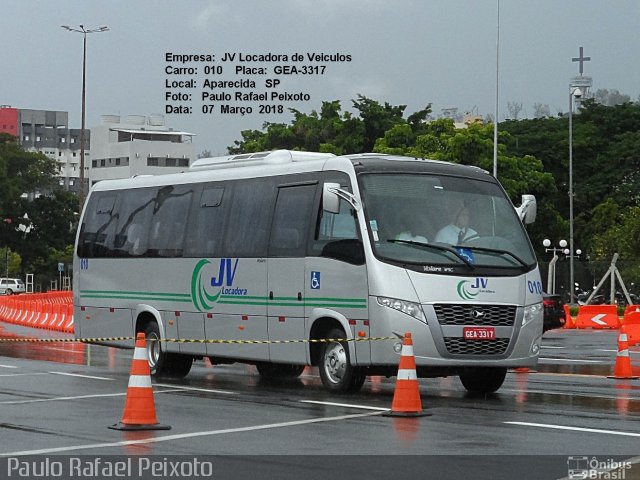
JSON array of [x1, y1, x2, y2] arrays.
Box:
[[572, 46, 591, 75]]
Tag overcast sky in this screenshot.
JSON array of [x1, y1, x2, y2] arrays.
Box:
[[2, 0, 639, 155]]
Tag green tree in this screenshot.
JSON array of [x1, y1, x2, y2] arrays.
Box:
[[0, 133, 76, 276], [590, 205, 640, 288]]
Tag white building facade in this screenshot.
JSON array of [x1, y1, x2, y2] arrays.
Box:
[[89, 114, 195, 186]]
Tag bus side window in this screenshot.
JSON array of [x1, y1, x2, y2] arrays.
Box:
[[269, 184, 317, 257], [147, 185, 193, 257], [221, 179, 274, 258], [314, 200, 364, 265], [112, 188, 156, 257], [77, 193, 118, 257], [184, 185, 225, 258], [318, 200, 357, 240]]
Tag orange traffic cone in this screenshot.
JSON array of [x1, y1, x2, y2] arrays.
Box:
[[384, 333, 431, 417], [109, 333, 171, 430], [608, 327, 639, 380], [563, 304, 576, 329]]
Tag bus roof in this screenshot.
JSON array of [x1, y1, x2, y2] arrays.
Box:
[[88, 150, 493, 194], [189, 149, 336, 171]]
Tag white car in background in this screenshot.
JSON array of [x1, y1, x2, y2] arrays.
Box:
[[0, 278, 25, 295]]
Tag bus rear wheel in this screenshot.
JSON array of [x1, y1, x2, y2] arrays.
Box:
[[319, 328, 365, 394], [459, 367, 507, 394], [143, 322, 192, 379]]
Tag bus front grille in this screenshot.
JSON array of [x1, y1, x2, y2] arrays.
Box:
[[434, 304, 517, 327], [444, 338, 510, 356]]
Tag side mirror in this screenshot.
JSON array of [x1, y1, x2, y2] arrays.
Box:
[[322, 182, 340, 214], [515, 194, 537, 224]]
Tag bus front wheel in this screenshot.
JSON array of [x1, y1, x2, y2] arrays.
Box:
[[319, 328, 365, 394], [143, 322, 192, 378], [459, 367, 507, 394]]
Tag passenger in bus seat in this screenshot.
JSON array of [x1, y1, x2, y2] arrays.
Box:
[[126, 224, 146, 255], [434, 202, 478, 245], [394, 214, 428, 243]]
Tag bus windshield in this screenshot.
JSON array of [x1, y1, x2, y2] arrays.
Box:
[[359, 173, 537, 271]]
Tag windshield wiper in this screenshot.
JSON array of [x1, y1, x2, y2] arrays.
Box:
[[387, 239, 475, 270], [460, 245, 529, 269]]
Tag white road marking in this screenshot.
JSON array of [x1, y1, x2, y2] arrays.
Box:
[[0, 411, 383, 456], [300, 400, 389, 411], [44, 347, 84, 354], [538, 358, 607, 363], [503, 388, 638, 402], [49, 371, 114, 381], [506, 421, 640, 438], [0, 388, 185, 405], [0, 373, 48, 378], [0, 365, 18, 369], [154, 383, 237, 395], [597, 349, 640, 354]]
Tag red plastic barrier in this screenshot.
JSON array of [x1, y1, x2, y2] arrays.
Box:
[[623, 305, 640, 326], [625, 323, 640, 346], [574, 305, 621, 329], [0, 292, 73, 332], [63, 304, 74, 333]]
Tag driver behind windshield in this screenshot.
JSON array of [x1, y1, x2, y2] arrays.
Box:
[[434, 201, 478, 245]]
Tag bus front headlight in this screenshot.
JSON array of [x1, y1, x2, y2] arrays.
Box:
[[377, 297, 426, 322], [523, 302, 543, 327]]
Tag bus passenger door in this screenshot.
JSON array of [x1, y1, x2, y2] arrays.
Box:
[[267, 184, 317, 364], [306, 192, 370, 364]]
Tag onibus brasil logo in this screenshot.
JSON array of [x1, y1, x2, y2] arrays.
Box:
[[191, 258, 247, 311], [457, 278, 494, 300]]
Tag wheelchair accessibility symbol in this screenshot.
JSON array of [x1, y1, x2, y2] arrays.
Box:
[[310, 271, 321, 290]]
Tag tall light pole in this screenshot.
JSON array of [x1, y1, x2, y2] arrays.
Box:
[[568, 86, 582, 305], [568, 46, 591, 305], [61, 24, 109, 212], [493, 0, 500, 178]]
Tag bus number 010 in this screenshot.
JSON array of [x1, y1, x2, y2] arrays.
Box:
[[204, 65, 222, 75]]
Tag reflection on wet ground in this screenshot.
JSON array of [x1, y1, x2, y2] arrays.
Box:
[[0, 323, 85, 366], [1, 320, 639, 419]]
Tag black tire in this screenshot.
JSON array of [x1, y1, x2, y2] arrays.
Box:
[[459, 367, 507, 394], [143, 322, 192, 378], [5, 289, 13, 296], [166, 354, 193, 379], [318, 328, 365, 394], [256, 363, 305, 379]]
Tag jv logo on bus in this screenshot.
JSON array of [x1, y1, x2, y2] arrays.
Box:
[[471, 278, 487, 289], [211, 258, 239, 287], [457, 277, 493, 300], [191, 258, 241, 312]]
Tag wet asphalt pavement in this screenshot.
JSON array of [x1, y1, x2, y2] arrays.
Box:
[[0, 322, 639, 479]]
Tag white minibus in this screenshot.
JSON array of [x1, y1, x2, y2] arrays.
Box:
[[74, 150, 543, 394]]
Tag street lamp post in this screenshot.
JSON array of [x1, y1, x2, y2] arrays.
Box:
[[568, 86, 582, 305], [493, 0, 500, 178], [61, 24, 109, 212], [543, 239, 567, 295]]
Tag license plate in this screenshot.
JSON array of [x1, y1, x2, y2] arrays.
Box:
[[463, 326, 496, 340]]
